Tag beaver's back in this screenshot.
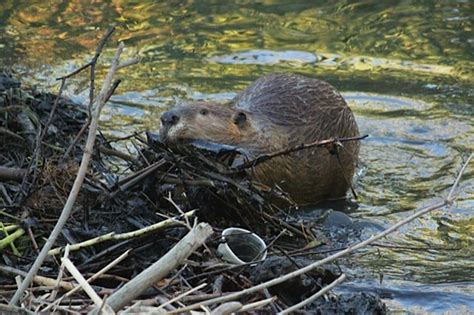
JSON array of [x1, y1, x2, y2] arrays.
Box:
[[232, 73, 360, 204], [232, 73, 356, 146]]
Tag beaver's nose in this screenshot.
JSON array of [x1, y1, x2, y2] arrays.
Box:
[[160, 110, 180, 126]]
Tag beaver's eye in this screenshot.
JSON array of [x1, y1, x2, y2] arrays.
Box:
[[200, 108, 209, 115]]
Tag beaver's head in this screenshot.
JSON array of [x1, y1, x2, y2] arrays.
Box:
[[159, 102, 254, 146]]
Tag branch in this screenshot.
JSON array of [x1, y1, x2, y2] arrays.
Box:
[[61, 257, 113, 312], [9, 30, 128, 306], [240, 297, 277, 313], [154, 282, 207, 312], [60, 27, 117, 161], [40, 250, 130, 313], [0, 228, 25, 250], [104, 222, 213, 312], [56, 27, 115, 81], [48, 210, 195, 255], [233, 135, 368, 171], [0, 166, 26, 182], [0, 265, 75, 291]]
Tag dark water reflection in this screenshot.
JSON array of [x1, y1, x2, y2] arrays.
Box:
[[0, 0, 473, 313]]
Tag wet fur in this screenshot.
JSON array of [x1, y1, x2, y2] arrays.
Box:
[[160, 73, 360, 205]]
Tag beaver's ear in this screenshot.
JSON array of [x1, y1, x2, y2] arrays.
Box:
[[232, 111, 247, 127]]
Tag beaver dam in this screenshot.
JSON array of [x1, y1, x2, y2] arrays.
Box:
[[0, 31, 471, 314]]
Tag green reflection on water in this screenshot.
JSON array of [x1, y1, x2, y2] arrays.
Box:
[[1, 0, 473, 81]]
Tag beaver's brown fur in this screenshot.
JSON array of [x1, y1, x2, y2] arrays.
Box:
[[160, 73, 360, 205]]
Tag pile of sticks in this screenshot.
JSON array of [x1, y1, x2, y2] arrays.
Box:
[[0, 28, 471, 314]]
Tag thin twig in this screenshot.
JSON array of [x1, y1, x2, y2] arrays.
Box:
[[278, 274, 346, 314], [447, 153, 473, 200], [117, 57, 142, 70], [233, 135, 368, 171], [209, 302, 242, 314], [40, 79, 67, 140], [0, 265, 75, 290], [110, 160, 166, 197], [165, 193, 192, 229], [48, 245, 70, 302], [61, 27, 116, 160], [155, 282, 207, 311], [41, 250, 131, 313], [48, 211, 195, 255], [97, 145, 136, 163], [240, 296, 277, 312], [61, 258, 114, 313], [62, 120, 90, 160], [56, 27, 115, 81], [14, 79, 67, 203]]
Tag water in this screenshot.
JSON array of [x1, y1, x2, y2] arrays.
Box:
[[1, 1, 473, 313]]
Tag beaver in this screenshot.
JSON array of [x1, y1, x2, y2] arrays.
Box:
[[159, 73, 360, 205]]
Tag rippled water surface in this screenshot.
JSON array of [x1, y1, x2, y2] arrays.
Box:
[[1, 1, 473, 313]]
